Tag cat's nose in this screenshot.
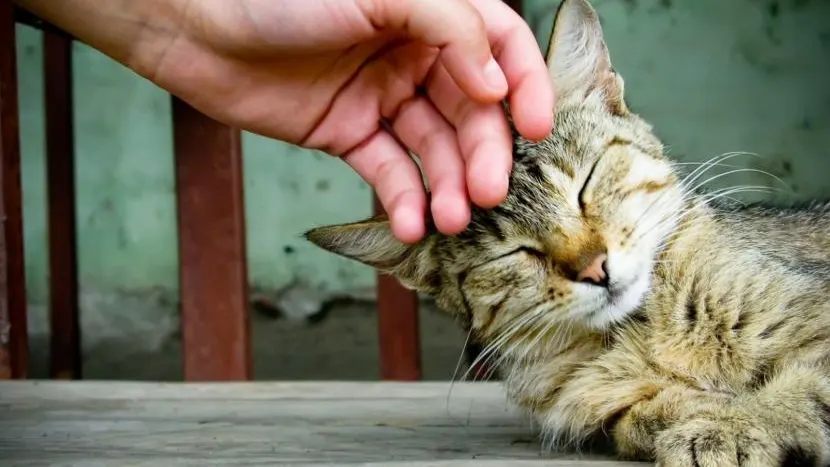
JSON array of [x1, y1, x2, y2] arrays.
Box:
[[576, 253, 609, 288]]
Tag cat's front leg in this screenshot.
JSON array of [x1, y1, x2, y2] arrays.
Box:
[[648, 365, 830, 467], [539, 364, 828, 466], [531, 361, 728, 457]]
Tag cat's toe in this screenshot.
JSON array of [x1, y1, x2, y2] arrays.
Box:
[[776, 445, 825, 467], [654, 419, 776, 467]]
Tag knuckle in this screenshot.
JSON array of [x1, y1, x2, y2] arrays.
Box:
[[375, 157, 400, 186]]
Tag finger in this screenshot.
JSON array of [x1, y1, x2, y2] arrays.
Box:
[[393, 96, 471, 235], [342, 130, 427, 244], [357, 0, 508, 103], [471, 0, 555, 141], [426, 62, 511, 209]]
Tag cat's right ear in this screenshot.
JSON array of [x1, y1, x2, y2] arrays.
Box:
[[545, 0, 628, 115], [305, 217, 440, 293]]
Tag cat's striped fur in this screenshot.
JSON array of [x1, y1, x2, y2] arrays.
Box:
[[305, 1, 830, 465]]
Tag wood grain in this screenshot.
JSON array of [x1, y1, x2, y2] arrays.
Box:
[[0, 381, 645, 466]]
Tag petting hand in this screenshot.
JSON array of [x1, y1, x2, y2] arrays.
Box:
[[17, 0, 555, 242]]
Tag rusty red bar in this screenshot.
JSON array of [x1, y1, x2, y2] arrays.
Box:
[[373, 195, 421, 381], [44, 30, 81, 380], [0, 2, 29, 379], [172, 97, 252, 381]]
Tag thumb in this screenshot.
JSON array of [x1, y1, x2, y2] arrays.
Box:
[[356, 0, 509, 103]]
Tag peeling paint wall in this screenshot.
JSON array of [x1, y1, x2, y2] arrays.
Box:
[[15, 0, 830, 360]]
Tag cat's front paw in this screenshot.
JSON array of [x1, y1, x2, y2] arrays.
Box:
[[653, 417, 824, 467]]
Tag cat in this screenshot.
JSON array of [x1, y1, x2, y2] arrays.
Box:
[[304, 0, 830, 465]]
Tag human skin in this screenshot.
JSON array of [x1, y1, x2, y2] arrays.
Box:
[[14, 0, 555, 243]]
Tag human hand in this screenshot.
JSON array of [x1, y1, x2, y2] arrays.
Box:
[[18, 0, 554, 243]]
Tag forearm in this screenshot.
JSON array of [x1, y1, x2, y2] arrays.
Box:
[[13, 0, 186, 79]]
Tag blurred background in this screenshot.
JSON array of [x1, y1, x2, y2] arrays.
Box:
[[15, 0, 830, 380]]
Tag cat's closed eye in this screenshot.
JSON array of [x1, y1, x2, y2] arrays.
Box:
[[578, 156, 601, 212], [516, 246, 547, 260]]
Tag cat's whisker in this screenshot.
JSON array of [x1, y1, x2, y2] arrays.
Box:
[[460, 308, 545, 382], [631, 201, 696, 248], [677, 152, 759, 192], [445, 327, 475, 413], [628, 179, 688, 233], [676, 153, 734, 184], [510, 311, 572, 365], [698, 186, 783, 207], [642, 198, 705, 234], [482, 304, 579, 375], [635, 183, 780, 253], [670, 161, 744, 169], [684, 168, 791, 196]]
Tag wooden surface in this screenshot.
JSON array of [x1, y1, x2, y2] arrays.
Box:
[[0, 0, 29, 379], [44, 29, 81, 380], [373, 195, 422, 381], [172, 97, 252, 381], [0, 381, 643, 466]]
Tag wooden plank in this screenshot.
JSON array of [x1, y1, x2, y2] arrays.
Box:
[[0, 463, 636, 467], [0, 0, 29, 379], [171, 97, 251, 381], [44, 29, 81, 380], [0, 381, 642, 466], [373, 195, 421, 381], [0, 380, 506, 401]]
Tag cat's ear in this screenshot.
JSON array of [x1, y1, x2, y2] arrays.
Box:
[[305, 216, 440, 293], [545, 0, 627, 115]]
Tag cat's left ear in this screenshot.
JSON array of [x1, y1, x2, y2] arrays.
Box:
[[305, 216, 441, 293], [545, 0, 628, 115]]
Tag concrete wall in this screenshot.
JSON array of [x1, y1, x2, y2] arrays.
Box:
[[16, 0, 830, 378]]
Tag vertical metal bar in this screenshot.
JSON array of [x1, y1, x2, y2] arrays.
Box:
[[373, 195, 421, 381], [0, 4, 29, 379], [172, 97, 252, 381], [44, 30, 80, 380]]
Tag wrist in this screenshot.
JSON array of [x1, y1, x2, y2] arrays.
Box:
[[13, 0, 189, 81]]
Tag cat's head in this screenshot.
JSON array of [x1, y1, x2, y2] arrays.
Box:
[[306, 0, 684, 340]]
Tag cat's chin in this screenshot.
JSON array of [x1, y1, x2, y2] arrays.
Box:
[[586, 272, 650, 330]]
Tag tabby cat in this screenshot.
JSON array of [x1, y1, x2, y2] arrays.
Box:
[[305, 0, 830, 465]]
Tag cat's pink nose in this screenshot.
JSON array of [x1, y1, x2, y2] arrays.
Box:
[[576, 253, 609, 287]]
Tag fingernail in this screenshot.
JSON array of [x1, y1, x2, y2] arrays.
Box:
[[483, 57, 508, 94]]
